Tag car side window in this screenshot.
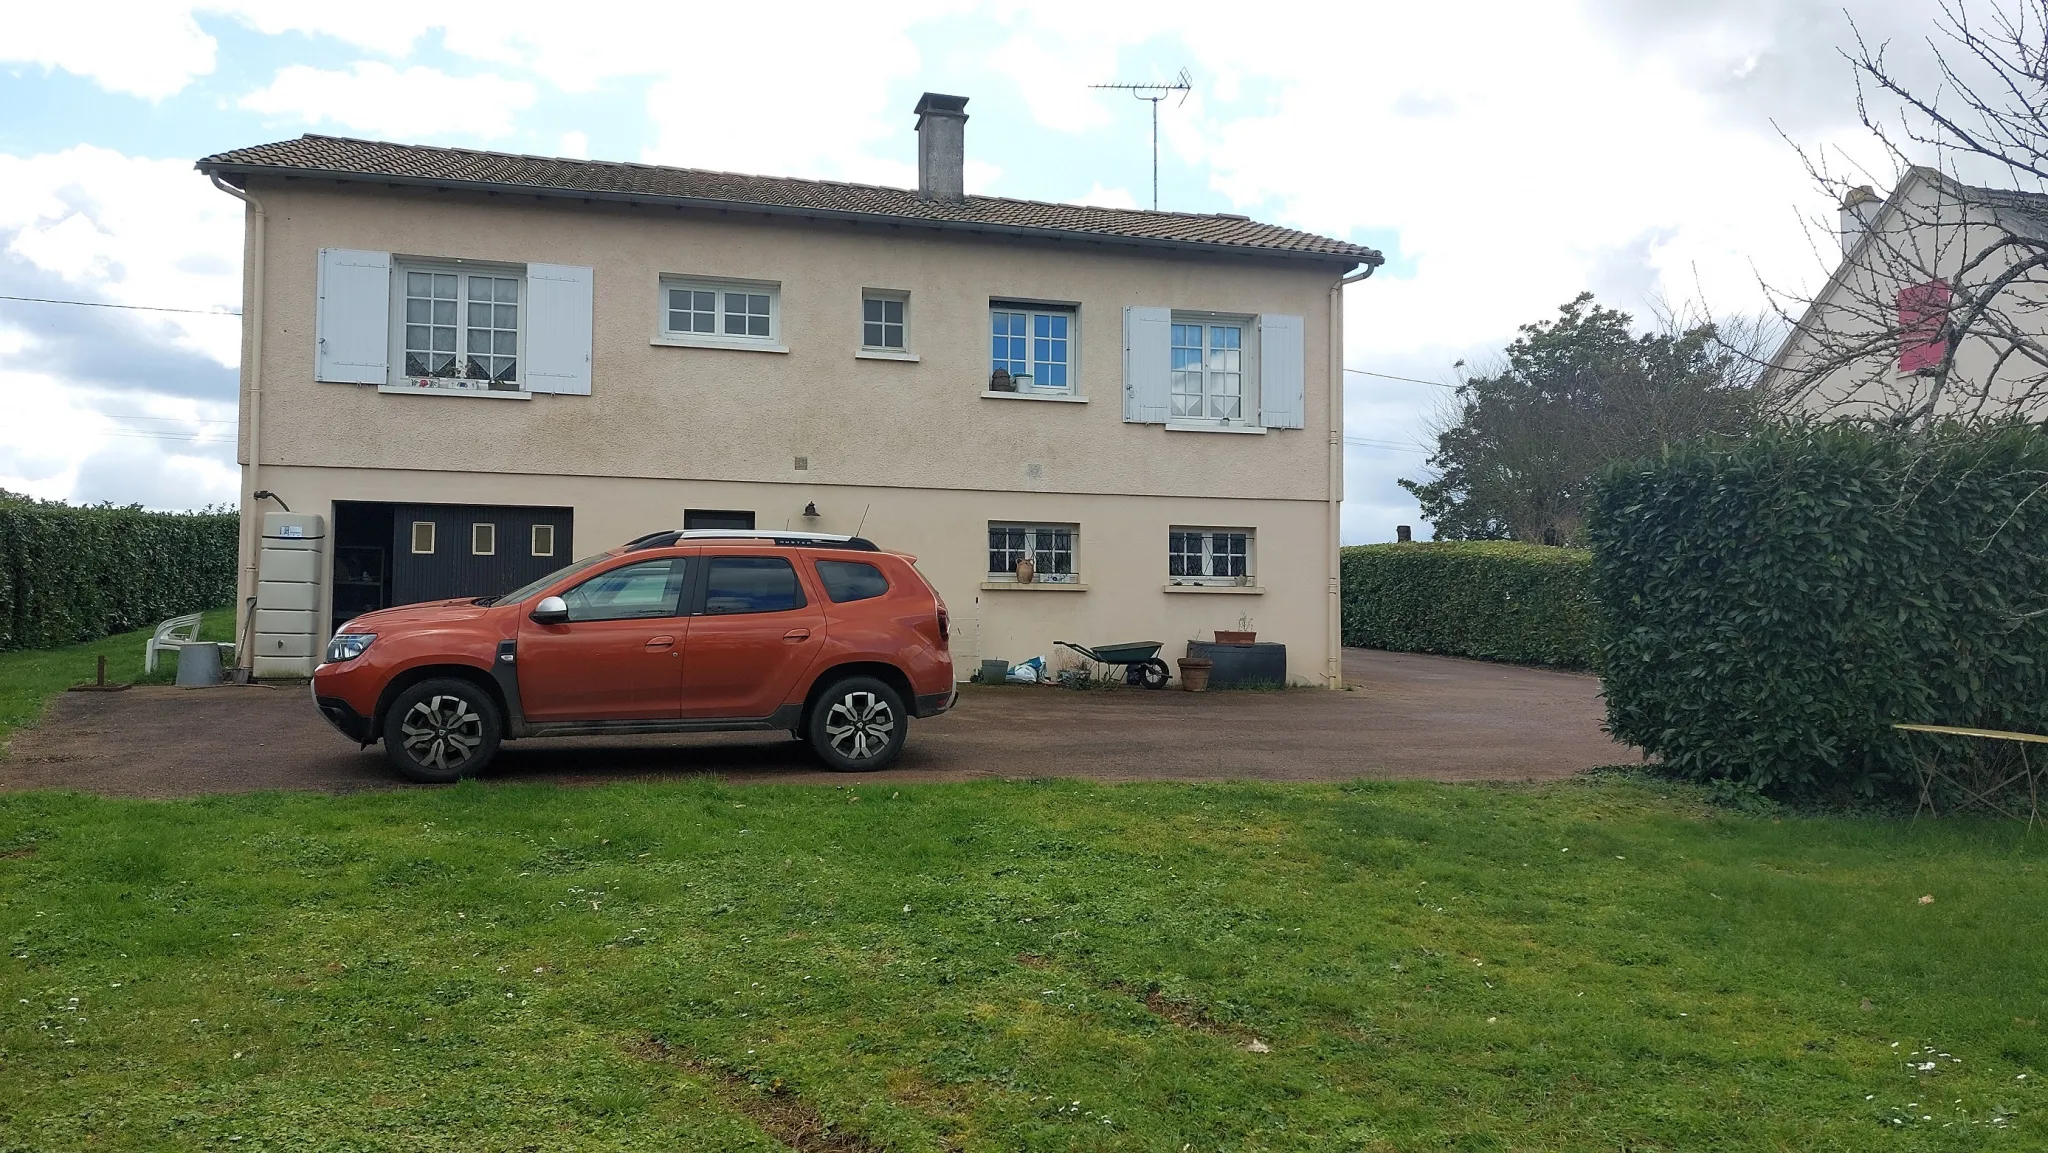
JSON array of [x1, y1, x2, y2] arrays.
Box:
[[561, 558, 690, 622], [703, 556, 806, 615], [815, 559, 889, 603]]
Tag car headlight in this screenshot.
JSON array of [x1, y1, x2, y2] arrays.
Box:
[[325, 633, 376, 663]]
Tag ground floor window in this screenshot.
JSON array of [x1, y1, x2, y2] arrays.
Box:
[[1168, 527, 1253, 585], [988, 523, 1078, 582]]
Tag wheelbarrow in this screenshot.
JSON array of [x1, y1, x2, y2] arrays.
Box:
[[1054, 639, 1171, 689]]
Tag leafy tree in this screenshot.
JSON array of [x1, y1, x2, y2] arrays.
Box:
[[1400, 294, 1759, 545]]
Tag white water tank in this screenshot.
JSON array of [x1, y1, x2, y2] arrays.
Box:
[[255, 511, 325, 678]]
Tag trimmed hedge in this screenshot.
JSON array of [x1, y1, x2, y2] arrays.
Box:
[[1588, 422, 2048, 799], [1340, 541, 1601, 668], [0, 494, 238, 654]]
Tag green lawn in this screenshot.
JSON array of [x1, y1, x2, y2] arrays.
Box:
[[2, 776, 2043, 1150], [0, 607, 236, 747]]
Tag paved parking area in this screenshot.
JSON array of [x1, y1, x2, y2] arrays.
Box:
[[0, 649, 1636, 797]]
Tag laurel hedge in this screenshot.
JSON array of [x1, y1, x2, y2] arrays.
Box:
[[1339, 541, 1601, 668], [0, 493, 239, 654], [1588, 422, 2048, 799]]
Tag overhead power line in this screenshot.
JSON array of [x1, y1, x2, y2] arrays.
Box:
[[0, 293, 241, 317], [1345, 367, 1456, 389]]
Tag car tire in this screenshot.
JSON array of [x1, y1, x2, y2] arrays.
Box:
[[806, 676, 908, 772], [382, 677, 503, 783]]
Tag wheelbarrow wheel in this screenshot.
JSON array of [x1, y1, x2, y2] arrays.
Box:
[[1137, 659, 1171, 690]]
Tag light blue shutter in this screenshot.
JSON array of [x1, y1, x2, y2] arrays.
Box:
[[524, 263, 594, 395], [1258, 312, 1305, 429], [314, 248, 390, 383], [1123, 305, 1170, 424]]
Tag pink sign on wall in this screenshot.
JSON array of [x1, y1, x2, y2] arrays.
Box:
[[1897, 280, 1951, 374]]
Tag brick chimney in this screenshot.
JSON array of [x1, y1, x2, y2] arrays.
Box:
[[914, 92, 969, 202]]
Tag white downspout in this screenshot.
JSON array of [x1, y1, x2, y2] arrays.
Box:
[[1326, 262, 1376, 688], [209, 174, 264, 676]]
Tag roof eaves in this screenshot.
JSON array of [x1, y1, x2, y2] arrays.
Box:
[[195, 157, 1384, 268]]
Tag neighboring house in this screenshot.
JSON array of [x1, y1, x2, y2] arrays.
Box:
[[196, 92, 1381, 683], [1765, 165, 2048, 422]]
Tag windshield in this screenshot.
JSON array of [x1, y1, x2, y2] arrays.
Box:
[[478, 553, 614, 606]]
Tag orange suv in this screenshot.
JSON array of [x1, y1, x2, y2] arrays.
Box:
[[312, 530, 955, 782]]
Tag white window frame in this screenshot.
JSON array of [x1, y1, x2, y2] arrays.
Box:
[[410, 521, 435, 555], [387, 259, 528, 395], [655, 275, 785, 352], [989, 301, 1079, 396], [858, 289, 915, 360], [986, 522, 1080, 583], [1167, 527, 1255, 586], [532, 523, 555, 558], [1168, 310, 1259, 428], [471, 523, 496, 556]]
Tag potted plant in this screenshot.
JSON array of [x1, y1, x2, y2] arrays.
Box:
[[1176, 655, 1213, 692], [1215, 613, 1256, 645]]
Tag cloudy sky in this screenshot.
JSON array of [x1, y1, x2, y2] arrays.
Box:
[[0, 0, 1935, 540]]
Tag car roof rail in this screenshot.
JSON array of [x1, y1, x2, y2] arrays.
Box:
[[622, 530, 682, 551], [671, 529, 881, 551]]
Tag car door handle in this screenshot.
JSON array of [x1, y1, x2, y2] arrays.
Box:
[[645, 635, 675, 650], [783, 629, 811, 642]]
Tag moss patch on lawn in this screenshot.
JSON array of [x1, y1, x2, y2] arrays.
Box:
[[2, 776, 2043, 1150]]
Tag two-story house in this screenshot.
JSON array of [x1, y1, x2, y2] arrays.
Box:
[[196, 93, 1381, 685]]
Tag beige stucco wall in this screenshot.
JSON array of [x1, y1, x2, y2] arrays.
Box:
[[228, 180, 1350, 683], [249, 464, 1334, 684]]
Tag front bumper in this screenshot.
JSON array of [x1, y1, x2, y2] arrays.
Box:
[[313, 685, 376, 744], [914, 688, 957, 718]]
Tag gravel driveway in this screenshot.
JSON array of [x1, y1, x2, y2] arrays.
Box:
[[0, 649, 1635, 797]]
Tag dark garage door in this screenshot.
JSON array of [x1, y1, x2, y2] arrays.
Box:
[[390, 503, 575, 606]]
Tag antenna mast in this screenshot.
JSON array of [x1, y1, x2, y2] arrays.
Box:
[[1090, 68, 1192, 210]]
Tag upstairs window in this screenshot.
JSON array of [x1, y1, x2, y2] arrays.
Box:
[[659, 277, 782, 349], [991, 302, 1074, 391], [863, 291, 908, 351], [1168, 528, 1253, 585], [397, 264, 522, 389], [988, 522, 1078, 583], [1171, 318, 1247, 421]]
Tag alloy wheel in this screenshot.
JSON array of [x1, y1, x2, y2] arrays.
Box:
[[399, 694, 484, 772], [823, 690, 896, 762]]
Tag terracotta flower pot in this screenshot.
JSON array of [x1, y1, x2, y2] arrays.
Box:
[[1214, 630, 1256, 644], [1177, 657, 1213, 692], [1016, 558, 1036, 583]]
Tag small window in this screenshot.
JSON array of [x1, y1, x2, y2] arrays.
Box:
[[816, 560, 890, 603], [562, 558, 690, 622], [988, 523, 1078, 582], [684, 509, 756, 531], [703, 556, 806, 615], [660, 277, 780, 346], [990, 302, 1074, 391], [1168, 528, 1254, 585], [862, 291, 907, 350], [471, 523, 496, 556], [532, 524, 555, 557], [411, 521, 435, 554]]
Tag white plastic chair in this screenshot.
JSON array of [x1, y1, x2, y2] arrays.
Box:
[[145, 613, 235, 674]]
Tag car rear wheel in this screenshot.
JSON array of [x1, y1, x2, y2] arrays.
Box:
[[806, 676, 907, 772], [382, 677, 502, 783]]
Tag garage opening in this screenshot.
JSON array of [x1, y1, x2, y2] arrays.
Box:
[[331, 501, 574, 632]]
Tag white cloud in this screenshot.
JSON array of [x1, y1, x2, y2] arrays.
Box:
[[557, 131, 589, 160], [0, 4, 216, 99], [1075, 182, 1137, 209], [240, 63, 539, 139]]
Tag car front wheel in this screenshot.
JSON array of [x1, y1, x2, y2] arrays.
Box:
[[806, 676, 908, 771], [382, 677, 502, 783]]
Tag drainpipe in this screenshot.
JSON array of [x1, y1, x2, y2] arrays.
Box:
[[1326, 262, 1376, 688], [208, 174, 265, 677]]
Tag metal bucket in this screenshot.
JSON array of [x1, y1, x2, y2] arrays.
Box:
[[174, 642, 223, 687]]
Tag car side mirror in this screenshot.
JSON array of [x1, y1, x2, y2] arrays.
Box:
[[530, 595, 569, 625]]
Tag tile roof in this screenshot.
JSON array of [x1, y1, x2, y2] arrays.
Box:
[[197, 135, 1381, 266]]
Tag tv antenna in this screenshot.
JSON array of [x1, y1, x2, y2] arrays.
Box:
[[1090, 68, 1192, 210]]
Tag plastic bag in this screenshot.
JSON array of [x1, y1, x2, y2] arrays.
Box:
[[1006, 655, 1046, 684]]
